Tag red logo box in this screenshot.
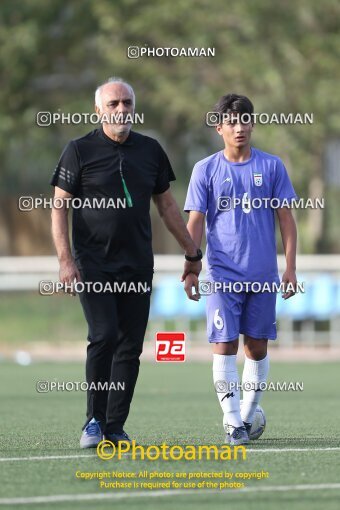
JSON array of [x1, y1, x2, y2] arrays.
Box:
[[155, 332, 185, 362]]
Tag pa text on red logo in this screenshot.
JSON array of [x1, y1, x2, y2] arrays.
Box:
[[155, 332, 185, 362]]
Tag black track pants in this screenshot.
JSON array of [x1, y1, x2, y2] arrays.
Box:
[[78, 269, 152, 434]]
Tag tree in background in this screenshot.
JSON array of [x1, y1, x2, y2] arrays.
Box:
[[0, 0, 339, 254]]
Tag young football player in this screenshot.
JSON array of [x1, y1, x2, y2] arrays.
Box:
[[184, 94, 297, 445]]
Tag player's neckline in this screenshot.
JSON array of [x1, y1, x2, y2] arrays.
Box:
[[221, 147, 254, 166]]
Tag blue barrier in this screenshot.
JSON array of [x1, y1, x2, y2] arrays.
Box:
[[309, 274, 336, 319], [150, 276, 183, 318], [150, 274, 339, 321], [277, 274, 310, 319], [334, 281, 340, 315]]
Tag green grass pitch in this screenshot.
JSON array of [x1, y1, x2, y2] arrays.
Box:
[[0, 361, 339, 510]]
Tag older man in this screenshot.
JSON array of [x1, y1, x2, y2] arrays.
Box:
[[51, 77, 202, 447]]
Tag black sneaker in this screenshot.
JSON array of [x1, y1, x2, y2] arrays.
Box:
[[104, 431, 133, 445]]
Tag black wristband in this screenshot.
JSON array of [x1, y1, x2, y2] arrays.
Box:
[[185, 249, 203, 262]]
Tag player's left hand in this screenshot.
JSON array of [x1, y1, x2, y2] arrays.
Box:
[[184, 273, 201, 301], [181, 260, 202, 282], [281, 269, 297, 299]]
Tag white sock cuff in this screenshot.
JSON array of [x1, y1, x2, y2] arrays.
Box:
[[213, 353, 237, 372], [243, 354, 269, 379]]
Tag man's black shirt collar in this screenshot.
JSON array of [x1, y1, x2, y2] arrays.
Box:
[[99, 127, 134, 146]]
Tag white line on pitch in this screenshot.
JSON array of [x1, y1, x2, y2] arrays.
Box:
[[247, 447, 340, 452], [1, 484, 340, 505], [0, 447, 339, 462], [0, 454, 94, 462]]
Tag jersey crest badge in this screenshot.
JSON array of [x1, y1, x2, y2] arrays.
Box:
[[254, 173, 262, 186]]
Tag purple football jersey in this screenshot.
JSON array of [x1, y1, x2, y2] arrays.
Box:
[[184, 148, 298, 283]]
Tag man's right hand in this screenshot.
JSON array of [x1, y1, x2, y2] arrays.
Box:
[[184, 273, 201, 301], [59, 259, 82, 296]]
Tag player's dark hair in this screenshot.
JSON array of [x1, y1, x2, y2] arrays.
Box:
[[214, 94, 254, 117]]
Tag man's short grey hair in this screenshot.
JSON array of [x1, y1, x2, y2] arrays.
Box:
[[95, 77, 135, 109]]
